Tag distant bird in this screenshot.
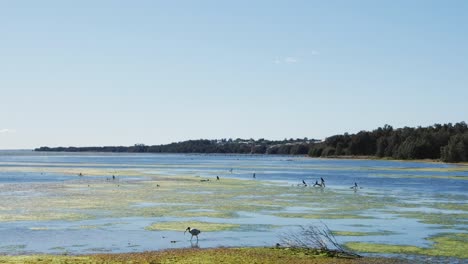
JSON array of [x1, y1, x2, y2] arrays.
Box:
[[216, 176, 220, 180], [253, 173, 256, 179], [229, 168, 233, 173], [78, 173, 83, 176], [351, 182, 359, 191], [302, 180, 307, 186], [112, 175, 115, 180], [156, 184, 160, 187], [185, 227, 201, 241], [313, 180, 322, 187], [320, 177, 325, 187]]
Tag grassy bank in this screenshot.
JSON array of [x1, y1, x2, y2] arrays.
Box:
[[0, 247, 407, 264]]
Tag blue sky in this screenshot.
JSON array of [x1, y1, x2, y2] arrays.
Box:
[[1, 1, 467, 149]]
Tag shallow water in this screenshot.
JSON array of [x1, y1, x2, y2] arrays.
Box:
[[0, 150, 467, 260]]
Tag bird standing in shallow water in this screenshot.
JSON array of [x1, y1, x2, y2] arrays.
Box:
[[184, 227, 201, 241], [351, 182, 360, 191]]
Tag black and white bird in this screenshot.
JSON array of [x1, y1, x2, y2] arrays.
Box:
[[320, 177, 325, 187], [313, 180, 322, 188], [184, 227, 201, 241]]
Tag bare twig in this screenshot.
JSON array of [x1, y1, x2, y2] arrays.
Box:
[[280, 223, 361, 258]]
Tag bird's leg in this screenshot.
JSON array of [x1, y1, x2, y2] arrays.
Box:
[[190, 235, 193, 241]]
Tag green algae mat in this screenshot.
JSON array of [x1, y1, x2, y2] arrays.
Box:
[[345, 233, 468, 259]]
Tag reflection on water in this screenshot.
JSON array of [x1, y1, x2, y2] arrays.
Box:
[[190, 241, 200, 248], [0, 150, 466, 260]]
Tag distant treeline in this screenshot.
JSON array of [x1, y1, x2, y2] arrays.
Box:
[[35, 138, 318, 155], [35, 122, 468, 162], [309, 122, 468, 162]]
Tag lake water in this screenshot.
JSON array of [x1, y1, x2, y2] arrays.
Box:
[[0, 150, 466, 262]]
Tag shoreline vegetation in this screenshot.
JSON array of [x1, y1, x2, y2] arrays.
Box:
[[0, 247, 408, 264], [35, 122, 468, 163]]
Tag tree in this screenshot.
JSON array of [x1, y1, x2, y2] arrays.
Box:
[[441, 133, 468, 162]]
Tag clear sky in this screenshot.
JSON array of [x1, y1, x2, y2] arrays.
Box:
[[1, 1, 467, 149]]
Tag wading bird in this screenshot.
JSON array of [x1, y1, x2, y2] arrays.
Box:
[[302, 180, 307, 186], [351, 182, 360, 191], [184, 227, 201, 241]]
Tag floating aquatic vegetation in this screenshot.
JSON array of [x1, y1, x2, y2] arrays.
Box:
[[89, 247, 113, 252], [371, 173, 468, 181], [376, 166, 468, 173], [79, 225, 100, 229], [0, 158, 467, 260], [29, 227, 49, 231], [127, 244, 140, 248], [345, 233, 468, 259], [273, 212, 374, 220], [0, 245, 26, 251], [0, 211, 91, 222], [49, 246, 66, 251], [146, 221, 240, 232], [388, 211, 468, 227], [431, 202, 468, 212], [0, 171, 412, 223], [214, 203, 283, 213], [347, 224, 373, 228], [331, 230, 397, 236], [170, 210, 237, 218]]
